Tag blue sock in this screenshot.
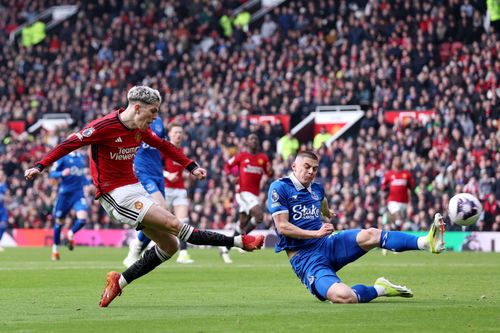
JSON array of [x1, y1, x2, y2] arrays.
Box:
[[53, 224, 62, 245], [0, 227, 5, 240], [352, 284, 378, 303], [380, 231, 419, 252], [137, 231, 151, 251], [71, 219, 86, 234]]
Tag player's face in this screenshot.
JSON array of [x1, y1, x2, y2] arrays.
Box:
[[292, 156, 319, 187], [247, 134, 260, 151], [168, 126, 183, 146], [135, 103, 159, 131]]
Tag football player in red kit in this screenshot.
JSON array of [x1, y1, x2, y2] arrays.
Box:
[[24, 86, 264, 307], [381, 156, 415, 229], [220, 133, 273, 263]]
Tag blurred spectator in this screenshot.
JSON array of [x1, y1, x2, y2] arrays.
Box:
[[0, 0, 497, 233]]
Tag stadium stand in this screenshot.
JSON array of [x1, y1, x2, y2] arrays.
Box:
[[0, 0, 498, 235]]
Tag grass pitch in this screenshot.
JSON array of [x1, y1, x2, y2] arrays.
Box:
[[1, 247, 499, 333]]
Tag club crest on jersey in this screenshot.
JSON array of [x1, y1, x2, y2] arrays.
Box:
[[135, 133, 142, 142], [82, 127, 95, 138], [258, 158, 264, 165], [134, 201, 143, 210], [311, 191, 319, 200], [271, 189, 279, 202]]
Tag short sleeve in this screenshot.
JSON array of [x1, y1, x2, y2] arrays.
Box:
[[267, 180, 289, 217]]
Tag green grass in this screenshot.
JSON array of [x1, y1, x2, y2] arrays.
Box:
[[1, 248, 499, 333]]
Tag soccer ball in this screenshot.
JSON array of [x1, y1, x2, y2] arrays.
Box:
[[448, 193, 482, 226]]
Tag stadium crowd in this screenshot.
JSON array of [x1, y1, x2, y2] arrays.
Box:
[[0, 0, 498, 235]]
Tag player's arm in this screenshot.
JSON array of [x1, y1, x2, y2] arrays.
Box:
[[25, 129, 97, 181], [273, 212, 334, 239], [264, 156, 274, 177], [143, 130, 206, 179], [320, 197, 335, 219], [48, 159, 67, 179]]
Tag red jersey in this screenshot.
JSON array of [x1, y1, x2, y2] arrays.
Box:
[[164, 145, 186, 189], [225, 151, 272, 196], [382, 170, 415, 203], [36, 109, 194, 198]]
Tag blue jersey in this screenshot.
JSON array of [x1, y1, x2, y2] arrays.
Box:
[[49, 151, 88, 195], [134, 117, 166, 179], [267, 173, 325, 253], [0, 182, 7, 204], [0, 182, 7, 223]]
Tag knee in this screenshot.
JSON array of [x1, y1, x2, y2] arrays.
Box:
[[357, 228, 381, 248], [327, 289, 357, 304], [326, 283, 358, 304]]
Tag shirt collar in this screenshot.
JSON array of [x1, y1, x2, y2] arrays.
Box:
[[289, 172, 312, 193]]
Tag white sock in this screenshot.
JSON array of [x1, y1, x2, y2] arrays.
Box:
[[67, 230, 74, 240], [179, 249, 188, 256], [118, 275, 128, 290], [234, 235, 243, 248], [374, 285, 386, 296], [52, 244, 58, 253], [417, 236, 428, 250]]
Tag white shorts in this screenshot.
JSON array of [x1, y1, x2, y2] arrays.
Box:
[[235, 191, 260, 214], [387, 201, 408, 216], [165, 187, 189, 208], [99, 183, 155, 228]]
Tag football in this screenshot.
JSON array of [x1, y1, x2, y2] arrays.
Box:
[[448, 193, 483, 226]]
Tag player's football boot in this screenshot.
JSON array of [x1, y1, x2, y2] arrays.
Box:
[[122, 239, 142, 268], [67, 239, 75, 251], [241, 234, 264, 251], [375, 277, 413, 298], [99, 271, 122, 307], [219, 247, 233, 264], [427, 213, 445, 254], [52, 252, 60, 261], [176, 252, 194, 264]]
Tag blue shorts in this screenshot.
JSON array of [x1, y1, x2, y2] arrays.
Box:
[[289, 229, 367, 301], [53, 192, 88, 219], [137, 174, 165, 197]]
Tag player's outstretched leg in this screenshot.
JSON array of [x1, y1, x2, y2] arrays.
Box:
[[101, 244, 172, 307], [177, 224, 264, 251], [377, 213, 445, 254], [374, 277, 413, 298]]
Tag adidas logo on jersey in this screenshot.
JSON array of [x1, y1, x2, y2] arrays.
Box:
[[115, 137, 123, 143]]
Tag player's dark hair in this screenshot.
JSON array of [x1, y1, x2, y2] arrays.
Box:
[[296, 151, 318, 161]]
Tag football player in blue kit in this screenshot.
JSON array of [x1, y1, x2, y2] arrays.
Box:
[[0, 171, 8, 251], [122, 116, 168, 267], [267, 151, 445, 303], [49, 150, 90, 260]]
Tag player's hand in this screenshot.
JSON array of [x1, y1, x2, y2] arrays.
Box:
[[316, 222, 334, 238], [163, 170, 178, 181], [24, 168, 41, 181], [192, 167, 207, 180], [62, 168, 71, 176], [322, 208, 336, 219]]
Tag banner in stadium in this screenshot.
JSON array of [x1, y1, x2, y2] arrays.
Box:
[[12, 229, 131, 247], [248, 114, 290, 133], [384, 110, 437, 126], [3, 230, 500, 252]]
